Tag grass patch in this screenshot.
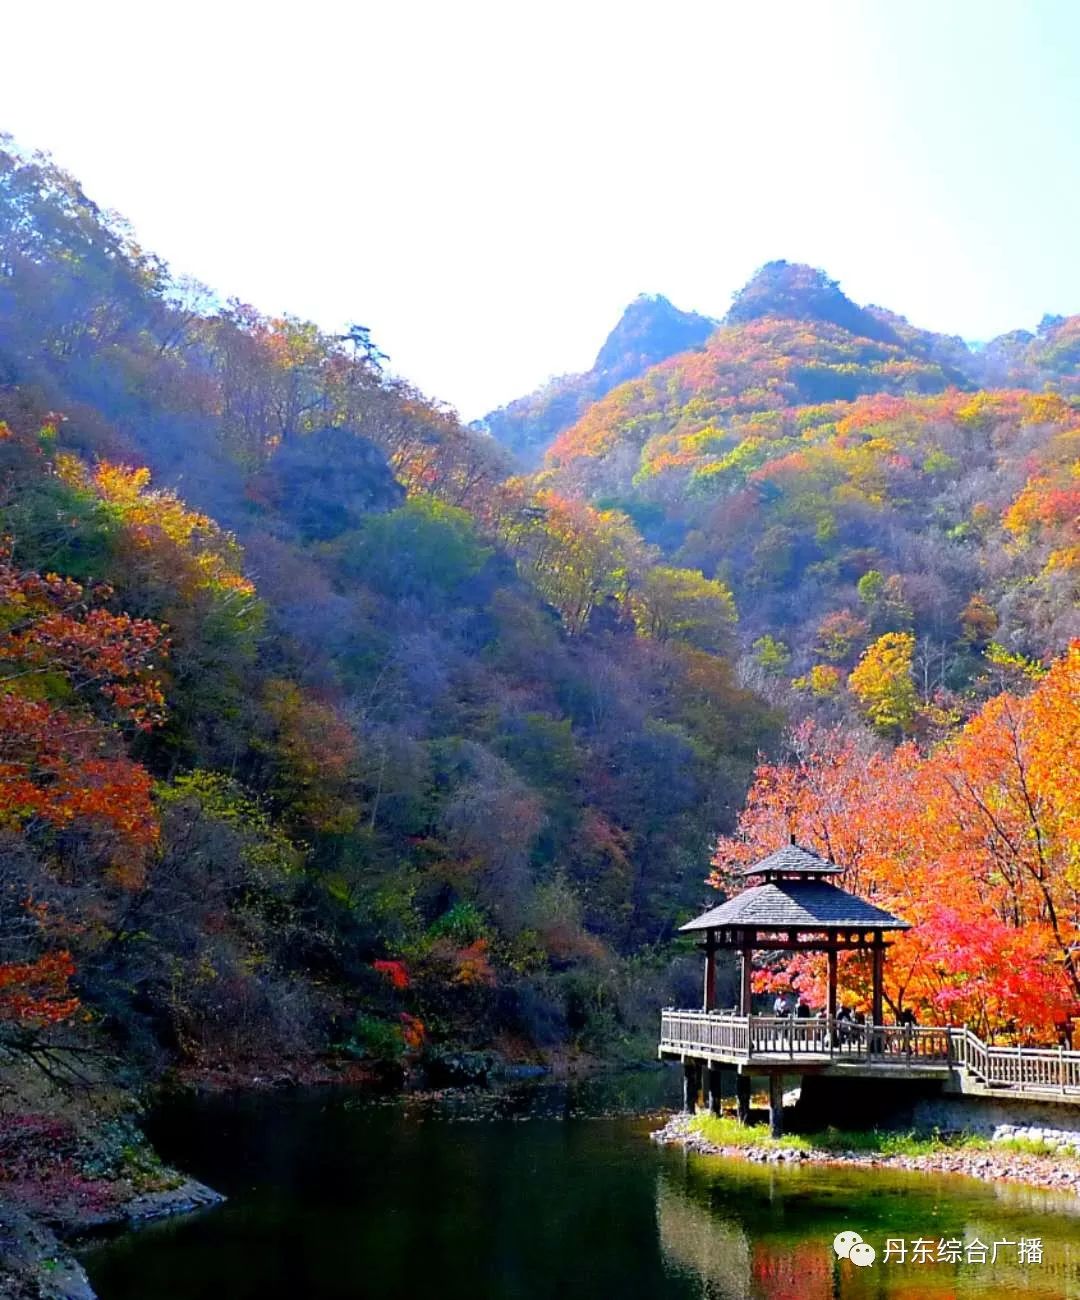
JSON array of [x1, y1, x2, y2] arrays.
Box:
[[990, 1137, 1061, 1157], [809, 1127, 951, 1157], [813, 1131, 1066, 1158], [691, 1113, 811, 1151], [688, 1114, 1061, 1159]]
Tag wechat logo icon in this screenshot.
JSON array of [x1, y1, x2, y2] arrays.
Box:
[[834, 1230, 876, 1267]]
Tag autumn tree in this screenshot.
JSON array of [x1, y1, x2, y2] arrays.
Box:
[[498, 488, 648, 634], [847, 631, 918, 736], [630, 565, 736, 651], [258, 679, 359, 835], [815, 609, 869, 663], [959, 593, 999, 645], [0, 544, 166, 1055], [712, 644, 1080, 1040]]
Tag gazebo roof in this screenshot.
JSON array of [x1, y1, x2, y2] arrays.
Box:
[[679, 879, 910, 934], [733, 842, 844, 879]]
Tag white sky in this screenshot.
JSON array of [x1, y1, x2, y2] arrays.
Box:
[[4, 1, 1080, 418]]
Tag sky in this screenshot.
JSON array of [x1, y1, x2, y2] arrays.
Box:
[[4, 1, 1080, 419]]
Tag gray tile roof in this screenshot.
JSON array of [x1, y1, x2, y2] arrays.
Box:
[[679, 880, 910, 933], [733, 842, 844, 878]]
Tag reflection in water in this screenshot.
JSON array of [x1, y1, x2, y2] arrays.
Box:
[[656, 1163, 835, 1300], [655, 1148, 1080, 1299], [80, 1075, 1080, 1300], [655, 1175, 752, 1297]]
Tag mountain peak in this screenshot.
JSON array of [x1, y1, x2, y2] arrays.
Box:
[[478, 294, 715, 465], [726, 260, 898, 343], [593, 293, 715, 374]]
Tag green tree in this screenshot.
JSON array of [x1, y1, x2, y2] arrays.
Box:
[[752, 634, 791, 675], [339, 495, 491, 598]]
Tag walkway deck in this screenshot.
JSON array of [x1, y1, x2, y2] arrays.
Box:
[[659, 1009, 1080, 1101]]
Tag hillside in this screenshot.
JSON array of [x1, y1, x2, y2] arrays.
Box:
[[528, 262, 1080, 726], [1, 140, 1079, 1109], [476, 293, 716, 465], [0, 139, 776, 1092]]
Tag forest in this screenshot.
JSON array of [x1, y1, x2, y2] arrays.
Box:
[[0, 139, 776, 1095], [1, 139, 1079, 1119]]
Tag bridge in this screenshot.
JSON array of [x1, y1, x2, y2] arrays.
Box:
[[660, 1009, 1080, 1131]]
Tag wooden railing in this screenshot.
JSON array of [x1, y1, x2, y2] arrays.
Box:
[[659, 1009, 1080, 1096], [949, 1027, 1080, 1093], [661, 1009, 751, 1057]]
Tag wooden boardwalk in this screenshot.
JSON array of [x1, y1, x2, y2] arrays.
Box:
[[659, 1009, 1080, 1101]]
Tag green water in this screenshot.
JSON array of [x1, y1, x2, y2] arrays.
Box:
[[82, 1071, 1080, 1299]]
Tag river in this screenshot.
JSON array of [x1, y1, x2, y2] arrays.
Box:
[[81, 1070, 1080, 1299]]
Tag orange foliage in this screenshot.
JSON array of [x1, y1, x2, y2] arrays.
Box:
[[0, 546, 167, 1029], [399, 1012, 425, 1051], [1002, 425, 1080, 585], [712, 645, 1080, 1040], [0, 694, 157, 851], [545, 317, 960, 494], [59, 457, 256, 601], [0, 543, 167, 728], [0, 951, 79, 1027], [0, 547, 163, 860], [452, 939, 496, 987], [373, 959, 410, 990]]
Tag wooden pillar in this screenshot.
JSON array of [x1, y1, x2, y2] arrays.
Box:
[[707, 1065, 724, 1115], [682, 1059, 701, 1112], [735, 1072, 751, 1125], [827, 946, 838, 1021], [826, 946, 839, 1049], [871, 938, 884, 1027], [740, 945, 753, 1016], [871, 938, 885, 1054], [768, 1074, 784, 1138], [703, 930, 717, 1011]]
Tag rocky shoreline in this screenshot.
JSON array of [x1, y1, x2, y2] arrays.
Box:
[[0, 1047, 579, 1300], [651, 1111, 1080, 1195], [0, 1176, 223, 1300], [0, 1098, 224, 1300], [0, 1052, 592, 1300]]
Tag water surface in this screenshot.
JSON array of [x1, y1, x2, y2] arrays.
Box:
[[83, 1071, 1080, 1299]]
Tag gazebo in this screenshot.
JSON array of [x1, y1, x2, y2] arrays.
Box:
[[661, 845, 1080, 1134], [680, 841, 909, 1030]]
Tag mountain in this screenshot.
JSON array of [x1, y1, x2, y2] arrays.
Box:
[[725, 260, 903, 341], [2, 134, 1080, 1140], [540, 274, 976, 502], [476, 293, 716, 465], [531, 261, 1080, 705]]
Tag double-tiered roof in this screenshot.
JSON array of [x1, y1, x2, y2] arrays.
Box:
[[679, 841, 909, 1023], [680, 842, 909, 936]]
